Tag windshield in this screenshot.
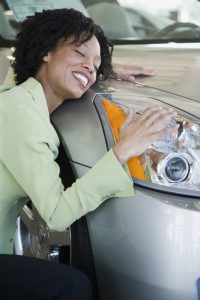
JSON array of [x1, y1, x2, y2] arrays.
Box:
[[1, 0, 200, 44]]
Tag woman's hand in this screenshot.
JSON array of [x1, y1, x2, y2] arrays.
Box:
[[113, 107, 179, 165], [112, 63, 156, 82]]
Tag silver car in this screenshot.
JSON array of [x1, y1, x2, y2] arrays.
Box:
[[1, 1, 200, 299]]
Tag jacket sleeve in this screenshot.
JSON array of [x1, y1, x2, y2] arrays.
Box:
[[2, 104, 134, 230]]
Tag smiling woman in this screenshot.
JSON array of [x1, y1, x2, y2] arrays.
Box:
[[0, 7, 178, 300], [12, 8, 113, 84]]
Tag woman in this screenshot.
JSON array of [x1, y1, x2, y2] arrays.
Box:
[[0, 8, 178, 300]]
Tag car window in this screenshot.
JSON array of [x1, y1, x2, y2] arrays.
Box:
[[6, 0, 89, 22], [1, 0, 200, 44], [85, 0, 200, 41]]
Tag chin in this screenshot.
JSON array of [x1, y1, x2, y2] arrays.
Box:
[[70, 90, 84, 99]]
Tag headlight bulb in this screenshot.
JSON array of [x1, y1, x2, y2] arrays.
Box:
[[157, 153, 193, 183]]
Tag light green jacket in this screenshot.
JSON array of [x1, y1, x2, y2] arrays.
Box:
[[0, 77, 134, 254]]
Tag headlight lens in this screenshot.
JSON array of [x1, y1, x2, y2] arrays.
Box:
[[157, 153, 192, 183], [100, 96, 200, 192], [143, 120, 200, 191]]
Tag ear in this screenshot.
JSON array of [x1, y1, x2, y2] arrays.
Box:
[[43, 53, 50, 62]]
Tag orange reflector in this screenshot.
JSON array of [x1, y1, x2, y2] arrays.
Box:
[[102, 99, 145, 180]]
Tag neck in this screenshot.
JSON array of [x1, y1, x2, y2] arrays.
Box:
[[43, 86, 64, 114], [35, 71, 64, 114]]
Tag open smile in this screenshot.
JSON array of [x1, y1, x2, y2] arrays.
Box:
[[73, 72, 89, 88]]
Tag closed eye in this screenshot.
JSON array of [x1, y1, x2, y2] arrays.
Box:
[[75, 49, 100, 72], [75, 49, 84, 57]]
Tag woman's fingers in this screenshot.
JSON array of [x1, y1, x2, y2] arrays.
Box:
[[146, 112, 177, 132], [114, 106, 179, 164], [137, 106, 162, 123], [121, 108, 136, 128], [137, 107, 177, 129], [150, 123, 180, 142], [120, 106, 178, 141]]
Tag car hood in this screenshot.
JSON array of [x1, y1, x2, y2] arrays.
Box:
[[110, 43, 200, 103], [91, 42, 200, 120]]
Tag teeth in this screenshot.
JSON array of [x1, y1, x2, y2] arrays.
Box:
[[73, 73, 88, 87]]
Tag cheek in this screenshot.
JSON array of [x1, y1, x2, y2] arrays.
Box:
[[90, 73, 97, 86]]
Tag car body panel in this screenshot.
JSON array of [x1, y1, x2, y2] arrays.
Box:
[[52, 89, 107, 167], [86, 188, 200, 300], [51, 68, 200, 299]]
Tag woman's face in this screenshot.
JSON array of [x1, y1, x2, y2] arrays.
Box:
[[40, 35, 101, 100]]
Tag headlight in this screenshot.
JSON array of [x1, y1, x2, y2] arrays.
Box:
[[99, 96, 200, 192], [143, 120, 200, 191]]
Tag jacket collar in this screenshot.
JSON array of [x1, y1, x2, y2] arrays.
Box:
[[21, 77, 50, 119]]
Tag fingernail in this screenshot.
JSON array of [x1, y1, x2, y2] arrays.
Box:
[[128, 75, 135, 82]]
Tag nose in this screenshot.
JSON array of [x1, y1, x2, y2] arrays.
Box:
[[82, 57, 95, 73]]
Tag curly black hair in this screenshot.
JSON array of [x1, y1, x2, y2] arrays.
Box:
[[12, 8, 114, 85]]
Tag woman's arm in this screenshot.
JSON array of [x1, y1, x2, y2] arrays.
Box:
[[2, 104, 133, 231]]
